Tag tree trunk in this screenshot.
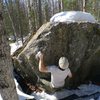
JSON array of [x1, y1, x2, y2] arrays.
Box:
[[0, 2, 18, 100], [27, 0, 37, 34], [51, 0, 55, 15], [58, 0, 63, 12], [27, 0, 33, 34], [83, 0, 87, 12], [38, 0, 42, 27], [5, 0, 18, 41], [16, 0, 24, 44]]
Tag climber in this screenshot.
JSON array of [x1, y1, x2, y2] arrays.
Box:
[[36, 51, 72, 93]]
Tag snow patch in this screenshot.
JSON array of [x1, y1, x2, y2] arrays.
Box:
[[50, 11, 97, 25], [0, 94, 3, 100], [10, 40, 22, 55], [32, 91, 57, 100]]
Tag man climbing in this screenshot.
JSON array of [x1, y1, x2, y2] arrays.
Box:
[[36, 51, 72, 93]]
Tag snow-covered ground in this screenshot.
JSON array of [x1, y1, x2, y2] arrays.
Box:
[[14, 76, 100, 100], [50, 11, 97, 25], [10, 40, 23, 55]]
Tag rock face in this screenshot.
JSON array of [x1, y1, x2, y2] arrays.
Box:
[[13, 22, 100, 87]]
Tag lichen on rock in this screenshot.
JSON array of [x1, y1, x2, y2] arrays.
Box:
[[13, 22, 100, 88]]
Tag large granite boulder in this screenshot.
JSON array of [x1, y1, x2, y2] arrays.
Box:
[[13, 22, 100, 87]]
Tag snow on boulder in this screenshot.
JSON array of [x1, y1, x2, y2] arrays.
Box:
[[50, 11, 97, 24]]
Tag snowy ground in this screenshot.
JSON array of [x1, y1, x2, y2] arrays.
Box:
[[14, 77, 100, 100], [10, 40, 23, 55]]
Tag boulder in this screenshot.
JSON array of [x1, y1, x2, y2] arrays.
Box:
[[13, 22, 100, 87]]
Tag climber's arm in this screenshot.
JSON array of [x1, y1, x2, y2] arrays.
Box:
[[38, 51, 48, 73]]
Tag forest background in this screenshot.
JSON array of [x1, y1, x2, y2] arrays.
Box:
[[3, 0, 100, 44]]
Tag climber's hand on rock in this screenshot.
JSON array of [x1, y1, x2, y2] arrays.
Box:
[[36, 51, 43, 60]]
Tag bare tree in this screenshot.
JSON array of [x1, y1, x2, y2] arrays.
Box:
[[83, 0, 87, 12], [0, 1, 18, 100], [5, 0, 18, 41], [51, 0, 55, 15], [16, 0, 24, 44], [38, 0, 43, 27], [58, 0, 63, 12], [27, 0, 32, 34]]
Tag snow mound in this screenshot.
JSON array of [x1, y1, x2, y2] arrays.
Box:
[[50, 11, 97, 25]]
